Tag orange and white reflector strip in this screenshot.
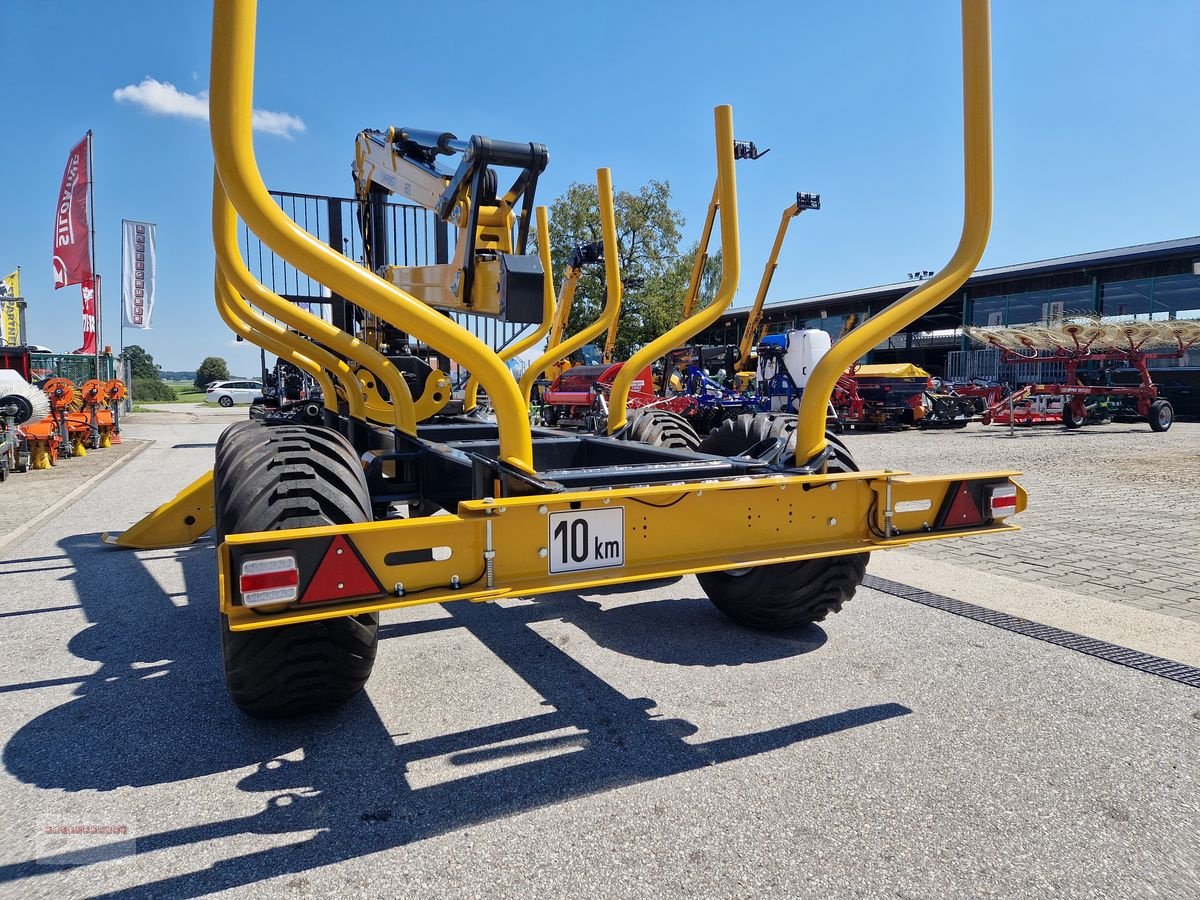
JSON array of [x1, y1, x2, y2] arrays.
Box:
[[986, 484, 1018, 519], [239, 554, 300, 607]]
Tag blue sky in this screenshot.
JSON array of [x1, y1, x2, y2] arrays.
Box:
[[1, 0, 1196, 373]]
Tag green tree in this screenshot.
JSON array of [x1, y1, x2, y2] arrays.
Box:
[[122, 344, 161, 380], [194, 356, 231, 390], [539, 179, 720, 360]]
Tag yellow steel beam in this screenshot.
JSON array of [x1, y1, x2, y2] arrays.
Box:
[[213, 270, 337, 410], [463, 206, 556, 413], [102, 470, 214, 549], [681, 182, 719, 320], [214, 174, 420, 430], [608, 105, 740, 431], [210, 0, 533, 472], [220, 468, 1025, 630], [539, 268, 582, 382], [734, 199, 803, 371], [794, 0, 993, 464], [519, 169, 622, 406], [212, 178, 357, 420]]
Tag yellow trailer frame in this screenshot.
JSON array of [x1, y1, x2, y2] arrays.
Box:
[[220, 469, 1024, 631], [148, 0, 1022, 643]]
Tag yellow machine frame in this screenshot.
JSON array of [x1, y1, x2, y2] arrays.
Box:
[[123, 0, 1025, 636], [519, 168, 624, 405]]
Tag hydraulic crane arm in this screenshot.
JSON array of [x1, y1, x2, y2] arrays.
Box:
[[545, 241, 604, 370], [352, 126, 550, 322], [734, 191, 820, 371]]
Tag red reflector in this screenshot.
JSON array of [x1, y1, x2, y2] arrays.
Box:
[[240, 569, 299, 592], [942, 482, 985, 528], [301, 535, 383, 604]]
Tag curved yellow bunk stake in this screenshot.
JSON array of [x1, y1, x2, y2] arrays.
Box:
[[210, 0, 532, 472], [214, 174, 422, 430], [794, 0, 992, 465], [214, 179, 349, 417], [463, 206, 556, 413], [519, 169, 622, 406], [608, 106, 740, 432], [214, 272, 335, 403]]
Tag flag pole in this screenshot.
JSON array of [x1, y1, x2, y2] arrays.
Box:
[[87, 129, 101, 379], [119, 219, 125, 364]]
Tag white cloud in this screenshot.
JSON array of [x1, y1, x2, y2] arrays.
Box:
[[112, 77, 306, 140]]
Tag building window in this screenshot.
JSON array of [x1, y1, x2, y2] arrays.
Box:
[[1005, 290, 1050, 325], [1049, 286, 1094, 315], [1150, 274, 1200, 321], [971, 296, 1007, 326], [1101, 279, 1152, 319]]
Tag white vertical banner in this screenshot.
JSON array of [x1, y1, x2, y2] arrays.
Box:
[[121, 220, 156, 329]]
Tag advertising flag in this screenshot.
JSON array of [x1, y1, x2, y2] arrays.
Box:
[[0, 269, 19, 298], [122, 221, 156, 329], [73, 277, 97, 355], [52, 134, 93, 289]]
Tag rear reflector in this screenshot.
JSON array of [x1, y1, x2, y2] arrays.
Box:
[[941, 482, 985, 528], [986, 484, 1019, 519], [301, 535, 382, 604], [239, 554, 299, 607]]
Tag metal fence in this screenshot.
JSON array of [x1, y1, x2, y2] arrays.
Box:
[[946, 349, 1066, 385], [241, 192, 534, 373], [30, 353, 123, 384]]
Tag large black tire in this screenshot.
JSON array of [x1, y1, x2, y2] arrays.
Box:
[[697, 412, 798, 458], [215, 420, 379, 718], [617, 409, 701, 450], [696, 420, 868, 630], [1062, 402, 1086, 429], [1148, 399, 1173, 432]]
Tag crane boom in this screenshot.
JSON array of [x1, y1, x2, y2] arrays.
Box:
[[734, 192, 820, 371]]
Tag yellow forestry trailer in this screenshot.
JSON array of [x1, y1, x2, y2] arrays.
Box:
[[107, 0, 1025, 718]]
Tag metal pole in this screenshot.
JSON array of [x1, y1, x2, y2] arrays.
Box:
[[1008, 390, 1014, 438], [87, 130, 102, 374], [119, 219, 126, 365]]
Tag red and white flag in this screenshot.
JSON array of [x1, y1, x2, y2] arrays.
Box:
[[52, 134, 93, 289], [74, 277, 97, 355]]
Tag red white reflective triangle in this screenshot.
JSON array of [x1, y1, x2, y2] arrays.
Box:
[[239, 554, 300, 606], [301, 535, 382, 604], [986, 484, 1018, 519]]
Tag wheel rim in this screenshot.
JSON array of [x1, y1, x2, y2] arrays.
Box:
[[1158, 406, 1171, 427]]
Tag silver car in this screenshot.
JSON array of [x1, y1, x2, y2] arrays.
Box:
[[204, 380, 264, 407]]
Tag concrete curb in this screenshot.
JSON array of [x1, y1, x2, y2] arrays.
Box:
[[0, 439, 152, 553]]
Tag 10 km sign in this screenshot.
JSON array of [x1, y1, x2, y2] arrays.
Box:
[[547, 507, 625, 574]]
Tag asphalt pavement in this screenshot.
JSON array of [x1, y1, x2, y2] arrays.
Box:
[[0, 408, 1197, 899]]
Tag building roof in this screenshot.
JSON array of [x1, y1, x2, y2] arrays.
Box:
[[744, 235, 1200, 319]]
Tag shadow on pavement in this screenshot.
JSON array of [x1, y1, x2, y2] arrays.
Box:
[[2, 532, 907, 896]]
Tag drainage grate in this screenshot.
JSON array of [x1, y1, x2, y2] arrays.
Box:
[[863, 574, 1200, 689]]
